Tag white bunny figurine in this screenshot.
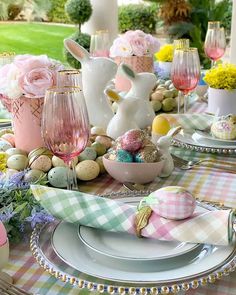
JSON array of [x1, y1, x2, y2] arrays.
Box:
[[64, 39, 117, 129], [105, 88, 140, 139], [157, 126, 182, 177], [121, 63, 157, 129]]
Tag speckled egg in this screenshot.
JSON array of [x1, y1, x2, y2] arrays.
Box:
[[48, 167, 71, 188], [1, 133, 15, 147], [75, 160, 100, 181], [116, 149, 133, 163], [7, 154, 29, 170], [147, 186, 196, 220], [96, 156, 106, 174], [120, 129, 144, 152], [0, 140, 12, 151], [91, 126, 106, 136], [29, 155, 52, 172], [5, 148, 27, 157], [91, 142, 106, 156], [78, 147, 97, 161], [95, 136, 112, 149], [24, 169, 46, 183], [52, 155, 78, 167]]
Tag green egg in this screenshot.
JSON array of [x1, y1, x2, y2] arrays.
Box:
[[78, 147, 97, 161], [24, 169, 46, 183], [96, 156, 106, 174], [162, 98, 176, 112], [151, 100, 162, 112], [7, 154, 29, 170], [91, 142, 106, 156], [163, 90, 174, 98], [48, 167, 72, 188]]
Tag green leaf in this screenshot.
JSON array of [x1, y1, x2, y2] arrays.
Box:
[[13, 202, 28, 214]]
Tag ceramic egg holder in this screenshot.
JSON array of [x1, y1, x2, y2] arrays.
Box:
[[64, 39, 117, 130], [120, 63, 157, 129]]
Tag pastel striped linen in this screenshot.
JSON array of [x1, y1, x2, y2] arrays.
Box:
[[30, 185, 234, 245]]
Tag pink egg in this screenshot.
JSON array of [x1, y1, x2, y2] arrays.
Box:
[[0, 222, 7, 247], [1, 133, 15, 147], [120, 129, 144, 153], [148, 186, 196, 220]]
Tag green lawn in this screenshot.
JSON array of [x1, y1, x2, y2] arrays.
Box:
[[0, 22, 76, 62]]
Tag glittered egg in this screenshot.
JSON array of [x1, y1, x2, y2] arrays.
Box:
[[91, 126, 106, 136], [1, 133, 15, 147], [146, 186, 196, 220], [52, 155, 78, 167], [96, 156, 106, 174], [29, 155, 52, 172], [78, 147, 97, 161], [75, 160, 100, 181], [24, 169, 46, 183], [95, 136, 112, 149], [0, 140, 12, 151], [134, 146, 160, 163], [152, 115, 170, 136], [116, 149, 133, 163], [91, 142, 106, 156], [48, 167, 71, 188], [120, 129, 144, 152], [5, 148, 27, 157], [7, 154, 29, 170]]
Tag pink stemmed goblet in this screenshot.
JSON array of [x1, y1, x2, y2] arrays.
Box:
[[41, 86, 90, 190]]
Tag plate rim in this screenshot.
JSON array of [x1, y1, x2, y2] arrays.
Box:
[[194, 129, 236, 144]]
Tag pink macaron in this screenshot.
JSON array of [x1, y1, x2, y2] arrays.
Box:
[[1, 133, 15, 147], [0, 222, 7, 247]]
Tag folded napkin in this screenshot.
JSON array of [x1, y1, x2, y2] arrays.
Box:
[[163, 114, 214, 131], [31, 185, 235, 246]]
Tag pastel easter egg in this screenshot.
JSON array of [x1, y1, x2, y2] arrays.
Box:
[[29, 155, 52, 172], [1, 133, 15, 147], [151, 91, 164, 102], [116, 149, 133, 163], [0, 140, 12, 151], [91, 142, 106, 156], [28, 147, 53, 161], [0, 222, 7, 247], [78, 147, 97, 161], [152, 115, 170, 136], [95, 136, 112, 149], [151, 100, 162, 112], [148, 186, 196, 220], [24, 169, 46, 183], [96, 156, 106, 174], [91, 126, 106, 136], [48, 167, 71, 188], [120, 129, 144, 153], [75, 160, 100, 181], [5, 148, 27, 157], [7, 154, 29, 170], [52, 155, 78, 167]]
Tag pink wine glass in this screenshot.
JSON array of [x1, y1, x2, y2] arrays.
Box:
[[171, 48, 201, 113], [90, 30, 110, 57], [41, 86, 90, 190], [204, 22, 226, 67]]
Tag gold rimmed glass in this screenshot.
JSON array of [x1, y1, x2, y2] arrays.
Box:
[[90, 30, 110, 57], [173, 39, 190, 50], [0, 52, 15, 67], [57, 69, 82, 88], [207, 21, 221, 30]]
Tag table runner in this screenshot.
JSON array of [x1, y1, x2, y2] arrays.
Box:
[[3, 101, 236, 294]]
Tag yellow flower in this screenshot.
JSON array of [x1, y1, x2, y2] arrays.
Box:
[[0, 153, 7, 172], [204, 64, 236, 90], [155, 44, 174, 62]]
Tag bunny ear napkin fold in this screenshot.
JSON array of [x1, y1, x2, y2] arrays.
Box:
[[31, 185, 235, 246]]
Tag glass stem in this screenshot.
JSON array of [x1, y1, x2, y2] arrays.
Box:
[[184, 93, 189, 113], [177, 91, 182, 113], [71, 160, 78, 190], [211, 59, 215, 68]]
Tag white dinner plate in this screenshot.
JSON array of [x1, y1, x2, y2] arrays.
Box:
[[51, 197, 235, 284], [195, 129, 236, 145]]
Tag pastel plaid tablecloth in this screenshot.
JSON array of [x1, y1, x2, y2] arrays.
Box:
[[3, 101, 236, 295]]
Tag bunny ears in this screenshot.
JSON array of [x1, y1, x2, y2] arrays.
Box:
[[64, 39, 90, 62]]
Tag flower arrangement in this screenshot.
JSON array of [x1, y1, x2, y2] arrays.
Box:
[[0, 54, 63, 100], [204, 64, 236, 90], [155, 44, 174, 62], [110, 30, 160, 57]]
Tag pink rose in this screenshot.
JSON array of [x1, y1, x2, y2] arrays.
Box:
[[14, 54, 53, 74], [129, 36, 148, 56], [144, 34, 160, 55], [110, 38, 133, 57], [18, 67, 55, 98]]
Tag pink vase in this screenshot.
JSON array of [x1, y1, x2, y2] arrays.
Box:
[[114, 56, 154, 92], [12, 96, 45, 153]]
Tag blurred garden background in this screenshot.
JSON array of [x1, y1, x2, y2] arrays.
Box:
[[0, 0, 233, 68]]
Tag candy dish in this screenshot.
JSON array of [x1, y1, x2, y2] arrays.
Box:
[[103, 154, 165, 184]]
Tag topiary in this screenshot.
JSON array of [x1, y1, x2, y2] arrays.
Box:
[[64, 31, 91, 69], [48, 0, 70, 23], [65, 0, 92, 31]]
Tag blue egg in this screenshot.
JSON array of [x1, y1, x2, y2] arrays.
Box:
[[116, 149, 133, 163]]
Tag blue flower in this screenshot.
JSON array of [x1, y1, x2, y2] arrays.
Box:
[[25, 209, 55, 229]]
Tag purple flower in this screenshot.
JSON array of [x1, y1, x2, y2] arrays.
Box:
[[0, 211, 15, 222], [0, 170, 30, 190], [26, 209, 55, 229]]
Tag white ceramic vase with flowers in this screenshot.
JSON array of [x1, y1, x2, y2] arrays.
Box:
[[155, 44, 174, 78], [0, 55, 63, 152], [110, 30, 160, 92], [204, 64, 236, 116]]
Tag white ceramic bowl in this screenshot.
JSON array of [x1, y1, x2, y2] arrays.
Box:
[[103, 154, 165, 184]]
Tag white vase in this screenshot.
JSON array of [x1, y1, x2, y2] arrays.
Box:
[[208, 87, 236, 116], [158, 61, 172, 76]]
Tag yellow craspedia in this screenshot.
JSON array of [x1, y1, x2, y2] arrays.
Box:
[[155, 44, 174, 62], [152, 115, 170, 135]]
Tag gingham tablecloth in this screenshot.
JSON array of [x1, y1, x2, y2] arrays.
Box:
[[3, 101, 236, 295]]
